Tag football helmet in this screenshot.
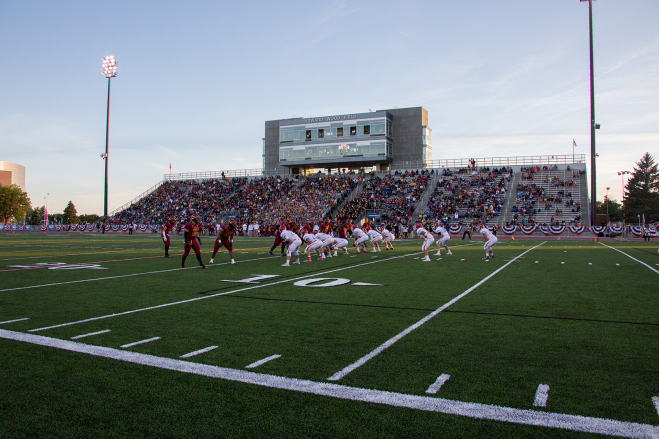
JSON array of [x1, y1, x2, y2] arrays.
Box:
[[415, 222, 423, 230], [351, 224, 358, 230], [477, 223, 485, 230], [280, 223, 287, 231], [191, 215, 200, 223]]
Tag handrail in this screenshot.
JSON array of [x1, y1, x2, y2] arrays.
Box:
[[108, 180, 164, 217]]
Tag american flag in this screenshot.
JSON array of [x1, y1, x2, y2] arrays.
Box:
[[573, 139, 577, 148]]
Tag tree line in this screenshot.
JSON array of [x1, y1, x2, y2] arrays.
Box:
[[0, 185, 99, 225]]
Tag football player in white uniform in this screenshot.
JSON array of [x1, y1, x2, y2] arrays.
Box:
[[280, 224, 302, 266], [352, 224, 369, 254], [366, 226, 383, 252], [478, 223, 498, 260], [432, 222, 453, 256], [314, 226, 335, 259], [331, 237, 350, 256], [381, 226, 395, 250], [415, 222, 435, 262], [302, 227, 323, 262]]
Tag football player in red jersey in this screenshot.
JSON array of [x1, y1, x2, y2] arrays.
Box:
[[181, 215, 207, 269], [209, 220, 236, 265], [269, 227, 286, 257], [162, 218, 174, 258]]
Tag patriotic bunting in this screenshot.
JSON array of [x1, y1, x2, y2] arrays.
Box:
[[590, 226, 607, 235], [568, 225, 585, 234], [501, 225, 517, 234], [520, 225, 538, 235], [448, 225, 462, 234]]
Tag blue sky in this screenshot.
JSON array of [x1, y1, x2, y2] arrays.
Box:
[[1, 0, 657, 215]]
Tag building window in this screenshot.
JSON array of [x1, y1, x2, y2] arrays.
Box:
[[318, 129, 324, 139], [337, 127, 343, 137], [306, 130, 311, 141], [350, 126, 356, 136], [363, 125, 370, 135]]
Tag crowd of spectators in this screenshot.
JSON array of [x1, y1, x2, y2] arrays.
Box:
[[424, 167, 509, 225]]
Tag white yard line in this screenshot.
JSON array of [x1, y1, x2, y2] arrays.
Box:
[[653, 396, 659, 419], [0, 329, 656, 439], [179, 346, 218, 358], [120, 337, 161, 348], [327, 242, 547, 382], [246, 354, 281, 369], [534, 384, 550, 407], [70, 329, 111, 339], [27, 253, 413, 333], [598, 243, 659, 275], [0, 317, 29, 325], [425, 374, 451, 394], [0, 248, 161, 261]]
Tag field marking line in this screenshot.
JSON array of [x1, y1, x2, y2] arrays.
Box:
[[534, 384, 550, 407], [0, 248, 162, 262], [27, 253, 414, 333], [70, 329, 111, 340], [0, 318, 30, 325], [327, 242, 547, 382], [0, 329, 656, 439], [0, 254, 276, 293], [425, 374, 451, 394], [598, 243, 659, 275], [180, 346, 218, 358], [653, 397, 659, 419], [120, 337, 161, 348], [246, 354, 281, 369]]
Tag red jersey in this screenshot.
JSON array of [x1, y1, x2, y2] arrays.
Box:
[[184, 222, 200, 242], [339, 223, 350, 238], [163, 222, 172, 234], [217, 224, 235, 241]]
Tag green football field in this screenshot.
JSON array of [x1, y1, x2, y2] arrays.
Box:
[[1, 233, 658, 438]]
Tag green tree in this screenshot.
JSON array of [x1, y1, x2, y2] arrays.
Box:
[[28, 206, 45, 225], [0, 184, 32, 224], [596, 196, 623, 222], [63, 201, 79, 224], [624, 152, 659, 222]]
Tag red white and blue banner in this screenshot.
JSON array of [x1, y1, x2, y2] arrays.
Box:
[[608, 225, 624, 235], [629, 227, 643, 237], [139, 224, 148, 231], [539, 226, 549, 235], [549, 225, 566, 235], [111, 225, 119, 231], [521, 225, 537, 235], [501, 225, 517, 235], [448, 225, 462, 234], [569, 225, 585, 234], [590, 226, 607, 235], [120, 225, 129, 231], [149, 225, 158, 231]]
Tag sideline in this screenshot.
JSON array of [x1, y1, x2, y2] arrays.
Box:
[[598, 242, 659, 275], [0, 328, 655, 438], [327, 242, 547, 381]]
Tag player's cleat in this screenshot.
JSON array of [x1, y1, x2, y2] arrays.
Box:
[[447, 250, 452, 255], [293, 260, 300, 264], [181, 265, 185, 268], [282, 262, 290, 266], [209, 259, 214, 264], [165, 255, 172, 258], [201, 266, 209, 269], [268, 251, 273, 256], [230, 261, 236, 265], [435, 251, 441, 256], [333, 251, 338, 257], [483, 256, 490, 260], [280, 253, 286, 257], [371, 250, 377, 253], [304, 258, 312, 263], [422, 256, 431, 262]]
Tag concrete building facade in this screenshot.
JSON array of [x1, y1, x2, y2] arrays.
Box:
[[0, 161, 26, 192], [264, 106, 430, 175]]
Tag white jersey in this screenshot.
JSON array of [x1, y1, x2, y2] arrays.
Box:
[[352, 228, 367, 239], [302, 232, 316, 243], [479, 227, 495, 241], [316, 232, 331, 241], [367, 229, 383, 241], [433, 226, 450, 239], [381, 229, 394, 239], [416, 227, 433, 240], [281, 230, 300, 243]]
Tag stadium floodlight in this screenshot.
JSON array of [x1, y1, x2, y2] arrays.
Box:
[[101, 56, 117, 219], [580, 0, 599, 227], [617, 170, 630, 226], [606, 187, 610, 218]]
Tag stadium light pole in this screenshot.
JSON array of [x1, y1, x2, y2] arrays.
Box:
[[581, 0, 599, 227], [605, 186, 610, 219], [44, 193, 49, 225], [617, 170, 630, 227], [101, 55, 117, 219]]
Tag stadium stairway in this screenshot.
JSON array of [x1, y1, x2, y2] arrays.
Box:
[[329, 181, 364, 220], [411, 173, 440, 220], [498, 171, 520, 226]]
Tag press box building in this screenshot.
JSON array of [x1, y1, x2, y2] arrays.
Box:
[[264, 106, 431, 175]]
